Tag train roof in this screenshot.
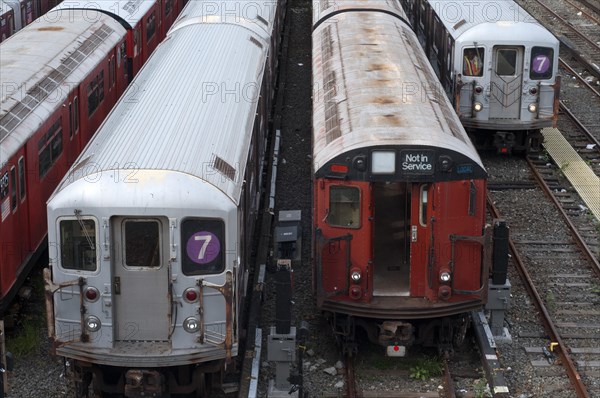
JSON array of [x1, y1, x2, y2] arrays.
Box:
[[51, 0, 157, 29], [0, 12, 126, 168], [53, 1, 277, 205], [312, 6, 484, 173], [313, 0, 407, 27], [427, 0, 557, 42], [0, 2, 11, 16]]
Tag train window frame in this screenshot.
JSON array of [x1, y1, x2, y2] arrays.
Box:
[[529, 46, 554, 80], [38, 117, 63, 179], [18, 156, 25, 202], [495, 49, 517, 76], [122, 219, 163, 269], [328, 185, 361, 229], [59, 217, 98, 272], [146, 11, 156, 41], [181, 218, 226, 276], [9, 166, 16, 212], [87, 71, 105, 117], [419, 184, 429, 227], [463, 47, 484, 77]]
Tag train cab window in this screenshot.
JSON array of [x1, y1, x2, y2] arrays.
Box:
[[328, 186, 360, 229], [124, 220, 161, 268], [38, 118, 63, 178], [181, 218, 225, 275], [463, 47, 484, 77], [419, 185, 429, 227], [165, 0, 172, 16], [18, 157, 25, 201], [60, 219, 97, 271], [9, 166, 16, 211], [495, 49, 517, 76], [530, 47, 554, 80]]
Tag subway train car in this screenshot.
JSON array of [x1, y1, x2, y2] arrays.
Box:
[[0, 2, 15, 41], [52, 0, 187, 80], [312, 0, 502, 355], [0, 0, 59, 42], [0, 0, 186, 315], [401, 0, 560, 153], [44, 0, 285, 395], [0, 11, 129, 314]]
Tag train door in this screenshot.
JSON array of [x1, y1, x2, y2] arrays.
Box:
[[372, 182, 410, 296], [489, 46, 524, 120], [315, 181, 371, 300], [112, 217, 170, 341]]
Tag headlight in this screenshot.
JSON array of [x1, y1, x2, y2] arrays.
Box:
[[528, 103, 537, 113], [85, 316, 101, 332], [440, 271, 451, 283], [183, 317, 199, 333], [350, 270, 361, 283], [473, 102, 483, 112]]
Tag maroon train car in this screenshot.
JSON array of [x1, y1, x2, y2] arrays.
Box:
[[312, 0, 505, 355], [52, 0, 187, 81], [0, 11, 130, 312]]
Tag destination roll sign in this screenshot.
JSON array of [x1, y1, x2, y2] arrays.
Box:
[[400, 150, 435, 175]]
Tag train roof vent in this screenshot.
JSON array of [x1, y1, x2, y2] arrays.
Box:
[[256, 14, 268, 26], [213, 156, 236, 181], [0, 24, 113, 143], [249, 36, 263, 49], [453, 20, 466, 31]]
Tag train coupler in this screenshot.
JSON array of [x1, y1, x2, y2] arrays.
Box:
[[124, 369, 165, 397], [379, 321, 414, 357]]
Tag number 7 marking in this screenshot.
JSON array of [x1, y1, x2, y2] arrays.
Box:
[[194, 234, 212, 260]]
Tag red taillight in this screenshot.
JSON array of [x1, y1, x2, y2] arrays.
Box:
[[84, 287, 99, 302], [330, 164, 348, 173], [474, 85, 483, 94], [529, 87, 538, 95], [393, 346, 400, 352], [184, 289, 198, 302]]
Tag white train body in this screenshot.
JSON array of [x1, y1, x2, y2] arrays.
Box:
[[402, 0, 561, 152], [44, 0, 285, 395]]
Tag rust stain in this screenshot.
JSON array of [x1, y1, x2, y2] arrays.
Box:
[[368, 63, 393, 72], [38, 26, 64, 31], [374, 97, 396, 105]]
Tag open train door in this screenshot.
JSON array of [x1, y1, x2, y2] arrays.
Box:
[[489, 46, 524, 120], [112, 217, 170, 341], [371, 182, 411, 297]]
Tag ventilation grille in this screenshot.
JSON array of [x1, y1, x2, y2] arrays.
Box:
[[213, 156, 236, 181]]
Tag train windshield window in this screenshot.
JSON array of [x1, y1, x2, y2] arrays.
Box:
[[496, 49, 516, 76], [181, 218, 225, 275], [124, 220, 161, 268], [328, 186, 360, 229], [462, 48, 484, 77], [60, 219, 97, 271], [530, 47, 554, 80]]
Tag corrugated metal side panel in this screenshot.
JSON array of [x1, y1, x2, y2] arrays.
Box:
[[312, 10, 481, 171], [74, 23, 266, 204], [428, 0, 543, 37], [0, 13, 125, 163]]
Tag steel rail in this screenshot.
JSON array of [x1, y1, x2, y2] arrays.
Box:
[[486, 193, 591, 398]]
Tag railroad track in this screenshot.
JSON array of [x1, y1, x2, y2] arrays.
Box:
[[485, 153, 600, 397], [517, 0, 600, 79]]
